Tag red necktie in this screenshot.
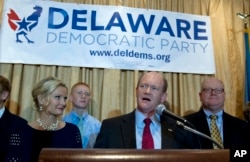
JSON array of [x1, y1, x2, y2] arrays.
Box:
[[142, 118, 154, 149]]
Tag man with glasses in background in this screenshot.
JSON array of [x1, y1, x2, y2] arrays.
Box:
[[184, 77, 250, 150]]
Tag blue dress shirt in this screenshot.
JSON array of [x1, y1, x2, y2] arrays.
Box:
[[135, 108, 161, 149], [63, 111, 101, 148]]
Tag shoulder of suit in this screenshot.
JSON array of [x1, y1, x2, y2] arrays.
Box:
[[223, 112, 249, 125], [102, 111, 135, 124]]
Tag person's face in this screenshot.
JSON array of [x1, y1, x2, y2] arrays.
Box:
[[70, 85, 91, 110], [199, 78, 225, 113], [0, 90, 9, 106], [136, 72, 167, 116], [44, 86, 68, 116]]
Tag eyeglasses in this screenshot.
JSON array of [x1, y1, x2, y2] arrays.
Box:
[[202, 88, 224, 94]]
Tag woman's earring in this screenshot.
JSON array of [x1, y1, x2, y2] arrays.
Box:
[[39, 105, 43, 111]]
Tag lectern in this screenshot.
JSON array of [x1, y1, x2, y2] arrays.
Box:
[[38, 148, 229, 162]]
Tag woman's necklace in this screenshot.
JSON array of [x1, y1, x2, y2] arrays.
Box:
[[36, 118, 59, 130]]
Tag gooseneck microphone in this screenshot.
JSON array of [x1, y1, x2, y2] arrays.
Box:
[[156, 104, 223, 149], [156, 104, 194, 128]]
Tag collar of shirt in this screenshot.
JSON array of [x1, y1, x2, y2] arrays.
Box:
[[135, 108, 161, 130], [70, 111, 89, 124], [203, 109, 223, 122], [0, 107, 5, 118]]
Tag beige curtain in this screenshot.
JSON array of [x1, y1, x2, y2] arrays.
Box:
[[0, 0, 248, 122]]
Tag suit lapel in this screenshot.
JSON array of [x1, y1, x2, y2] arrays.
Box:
[[196, 110, 214, 148], [161, 115, 179, 148], [222, 112, 232, 148], [120, 111, 136, 148], [0, 108, 11, 126], [197, 110, 211, 135]]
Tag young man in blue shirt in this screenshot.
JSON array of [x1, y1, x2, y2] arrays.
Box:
[[63, 82, 101, 148]]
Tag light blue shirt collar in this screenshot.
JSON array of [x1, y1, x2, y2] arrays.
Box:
[[135, 108, 161, 128], [203, 109, 223, 119], [0, 107, 5, 118], [72, 111, 88, 120]]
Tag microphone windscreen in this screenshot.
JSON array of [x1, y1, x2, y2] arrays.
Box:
[[156, 104, 165, 115]]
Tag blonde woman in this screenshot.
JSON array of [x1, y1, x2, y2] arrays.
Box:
[[28, 76, 82, 161]]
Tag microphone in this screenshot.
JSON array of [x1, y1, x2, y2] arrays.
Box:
[[156, 104, 194, 128], [156, 104, 223, 149]]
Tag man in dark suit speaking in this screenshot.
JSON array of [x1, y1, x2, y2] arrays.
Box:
[[94, 71, 200, 149]]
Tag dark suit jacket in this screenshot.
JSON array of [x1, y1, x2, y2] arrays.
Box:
[[184, 109, 250, 149], [0, 108, 29, 161], [94, 110, 201, 149]]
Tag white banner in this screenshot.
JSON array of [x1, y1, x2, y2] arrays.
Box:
[[0, 0, 215, 74]]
